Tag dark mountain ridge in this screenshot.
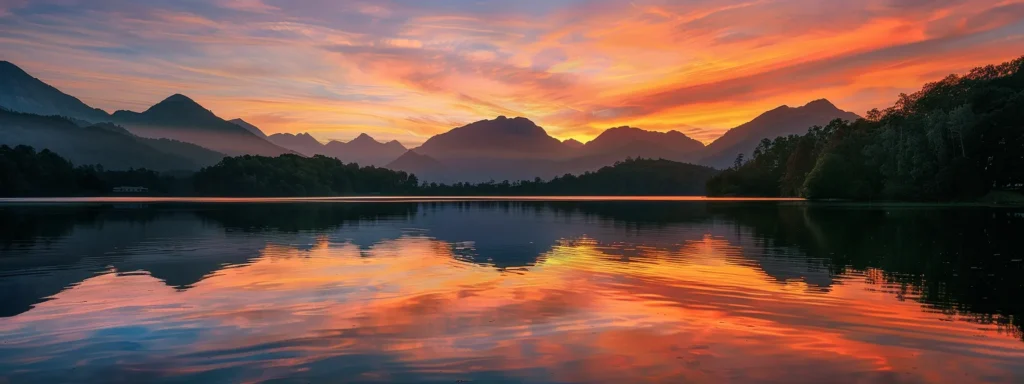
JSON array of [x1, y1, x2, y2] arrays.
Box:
[[700, 99, 860, 168], [389, 117, 710, 182], [229, 118, 268, 138], [267, 132, 324, 157], [0, 109, 222, 171], [265, 129, 408, 166], [321, 133, 407, 166], [0, 61, 110, 123], [110, 94, 292, 157], [414, 116, 567, 160]]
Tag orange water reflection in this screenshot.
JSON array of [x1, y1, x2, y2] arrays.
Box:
[[2, 227, 1022, 383]]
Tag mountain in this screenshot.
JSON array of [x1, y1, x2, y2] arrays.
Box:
[[322, 133, 407, 166], [137, 137, 226, 167], [398, 117, 715, 182], [700, 99, 860, 169], [267, 131, 408, 166], [267, 132, 324, 157], [563, 138, 584, 149], [0, 109, 222, 171], [582, 126, 704, 161], [229, 118, 267, 138], [385, 150, 446, 181], [88, 122, 224, 166], [111, 94, 291, 157], [415, 116, 566, 160], [0, 61, 110, 123]]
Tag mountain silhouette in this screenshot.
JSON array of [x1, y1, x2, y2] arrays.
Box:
[[563, 138, 584, 149], [582, 126, 704, 161], [386, 150, 446, 180], [268, 132, 324, 157], [0, 109, 222, 170], [415, 116, 567, 160], [398, 117, 716, 182], [322, 133, 407, 166], [229, 118, 267, 138], [266, 131, 407, 166], [700, 99, 860, 169], [111, 94, 292, 157], [0, 61, 110, 123]]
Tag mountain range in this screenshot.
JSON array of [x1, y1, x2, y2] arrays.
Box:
[[0, 60, 861, 179], [266, 131, 407, 167], [0, 108, 223, 171], [109, 94, 291, 157]]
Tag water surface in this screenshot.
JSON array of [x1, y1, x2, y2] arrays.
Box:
[[1, 200, 1022, 383]]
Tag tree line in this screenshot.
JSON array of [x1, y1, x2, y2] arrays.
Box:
[[708, 55, 1024, 200], [1, 148, 717, 197], [191, 154, 420, 196], [0, 145, 175, 197], [418, 158, 717, 196]]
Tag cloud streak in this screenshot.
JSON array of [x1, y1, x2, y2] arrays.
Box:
[[1, 0, 1022, 144]]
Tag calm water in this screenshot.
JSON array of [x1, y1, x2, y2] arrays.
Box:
[[1, 200, 1022, 383]]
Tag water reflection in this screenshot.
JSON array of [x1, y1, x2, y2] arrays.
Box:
[[0, 201, 1022, 383]]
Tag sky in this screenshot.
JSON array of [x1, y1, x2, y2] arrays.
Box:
[[1, 0, 1023, 146]]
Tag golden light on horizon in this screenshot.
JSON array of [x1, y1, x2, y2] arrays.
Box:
[[2, 0, 1023, 146]]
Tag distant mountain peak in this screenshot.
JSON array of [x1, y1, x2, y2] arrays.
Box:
[[229, 118, 267, 138], [466, 116, 546, 136], [563, 138, 584, 149], [159, 93, 199, 105], [0, 60, 29, 75], [350, 133, 379, 145], [701, 98, 861, 169], [803, 98, 840, 111], [130, 93, 218, 121], [585, 126, 705, 155], [414, 116, 563, 160], [384, 140, 407, 150], [0, 60, 111, 122]]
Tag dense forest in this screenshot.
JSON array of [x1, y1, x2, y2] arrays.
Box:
[[708, 55, 1024, 201], [0, 145, 175, 196], [2, 147, 716, 197], [191, 154, 421, 196], [418, 158, 717, 196]]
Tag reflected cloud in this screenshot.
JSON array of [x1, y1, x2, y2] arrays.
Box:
[[1, 202, 1023, 382]]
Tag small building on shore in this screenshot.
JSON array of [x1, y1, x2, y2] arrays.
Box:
[[112, 186, 149, 193]]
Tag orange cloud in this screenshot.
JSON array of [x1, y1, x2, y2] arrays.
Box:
[[1, 0, 1022, 145]]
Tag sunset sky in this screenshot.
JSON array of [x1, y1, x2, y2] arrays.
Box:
[[2, 0, 1023, 145]]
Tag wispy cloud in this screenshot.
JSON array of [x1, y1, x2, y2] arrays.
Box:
[[2, 0, 1022, 144]]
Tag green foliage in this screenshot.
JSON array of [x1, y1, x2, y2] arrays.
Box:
[[708, 55, 1024, 201], [192, 154, 420, 196], [419, 158, 719, 196]]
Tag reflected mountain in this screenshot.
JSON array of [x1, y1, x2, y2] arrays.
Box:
[[1, 201, 1021, 342]]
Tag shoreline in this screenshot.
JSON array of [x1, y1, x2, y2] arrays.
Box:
[[0, 196, 1021, 208]]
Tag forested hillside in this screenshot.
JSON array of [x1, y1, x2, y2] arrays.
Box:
[[708, 56, 1024, 201], [419, 158, 718, 196], [191, 154, 421, 196]]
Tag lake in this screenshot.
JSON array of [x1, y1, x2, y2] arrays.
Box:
[[1, 199, 1022, 383]]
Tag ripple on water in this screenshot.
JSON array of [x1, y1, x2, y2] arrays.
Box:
[[1, 202, 1023, 383]]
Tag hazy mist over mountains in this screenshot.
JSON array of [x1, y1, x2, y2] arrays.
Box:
[[0, 60, 860, 180]]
